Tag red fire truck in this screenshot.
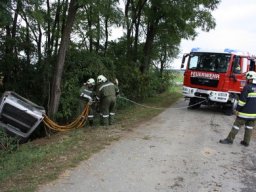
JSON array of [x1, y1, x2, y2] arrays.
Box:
[[181, 48, 256, 114]]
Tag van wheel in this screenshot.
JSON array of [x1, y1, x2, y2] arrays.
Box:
[[188, 98, 201, 109]]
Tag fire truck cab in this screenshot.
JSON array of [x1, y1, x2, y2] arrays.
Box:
[[181, 48, 255, 114]]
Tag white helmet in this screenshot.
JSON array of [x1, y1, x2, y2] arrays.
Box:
[[97, 75, 107, 83], [246, 71, 256, 80], [86, 78, 95, 86]]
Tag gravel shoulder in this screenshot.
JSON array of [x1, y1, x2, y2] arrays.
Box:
[[38, 99, 256, 192]]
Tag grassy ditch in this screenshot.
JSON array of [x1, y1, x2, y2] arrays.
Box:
[[0, 86, 182, 192]]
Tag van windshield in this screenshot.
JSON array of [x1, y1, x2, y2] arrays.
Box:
[[188, 53, 231, 73]]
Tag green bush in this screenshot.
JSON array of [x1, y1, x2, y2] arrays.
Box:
[[116, 66, 176, 101]]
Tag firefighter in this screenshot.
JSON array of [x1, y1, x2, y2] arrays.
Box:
[[96, 75, 119, 126], [219, 71, 256, 146], [79, 78, 96, 126]]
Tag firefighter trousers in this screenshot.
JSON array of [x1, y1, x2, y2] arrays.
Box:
[[227, 117, 255, 144], [99, 96, 116, 126]]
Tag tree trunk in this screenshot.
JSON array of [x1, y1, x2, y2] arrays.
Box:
[[160, 47, 167, 78], [46, 0, 51, 57], [104, 17, 109, 55], [12, 0, 21, 39], [141, 22, 155, 73], [88, 6, 93, 52], [12, 0, 22, 56], [133, 0, 147, 62], [141, 3, 158, 74], [25, 24, 30, 64], [37, 23, 42, 63], [96, 13, 100, 53], [125, 0, 133, 61], [48, 0, 78, 117]]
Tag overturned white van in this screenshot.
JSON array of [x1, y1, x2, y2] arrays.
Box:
[[0, 91, 45, 142]]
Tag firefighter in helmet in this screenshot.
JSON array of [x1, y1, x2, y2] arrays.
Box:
[[79, 78, 96, 126], [220, 71, 256, 146], [96, 75, 119, 126]]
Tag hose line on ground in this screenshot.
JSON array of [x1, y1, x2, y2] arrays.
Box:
[[118, 96, 207, 110], [43, 104, 90, 132], [42, 96, 206, 132]]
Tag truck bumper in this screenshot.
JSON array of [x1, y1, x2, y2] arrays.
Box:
[[182, 86, 229, 103]]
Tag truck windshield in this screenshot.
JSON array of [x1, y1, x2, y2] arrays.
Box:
[[188, 53, 231, 73]]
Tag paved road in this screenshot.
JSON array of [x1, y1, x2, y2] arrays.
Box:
[[38, 99, 256, 192]]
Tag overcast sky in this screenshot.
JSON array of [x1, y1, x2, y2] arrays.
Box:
[[172, 0, 256, 69]]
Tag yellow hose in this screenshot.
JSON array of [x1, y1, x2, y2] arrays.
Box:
[[42, 104, 90, 131]]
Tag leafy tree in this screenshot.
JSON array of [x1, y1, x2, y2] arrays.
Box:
[[0, 0, 221, 121], [48, 0, 79, 117], [140, 0, 220, 73]]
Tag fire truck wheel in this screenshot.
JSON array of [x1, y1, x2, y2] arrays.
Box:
[[223, 106, 233, 116], [188, 98, 201, 109]]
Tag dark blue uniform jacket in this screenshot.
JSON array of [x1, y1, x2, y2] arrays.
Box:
[[237, 83, 256, 119]]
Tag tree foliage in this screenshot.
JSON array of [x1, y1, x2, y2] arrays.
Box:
[[0, 0, 220, 120]]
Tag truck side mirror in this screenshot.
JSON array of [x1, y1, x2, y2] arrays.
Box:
[[181, 54, 188, 69]]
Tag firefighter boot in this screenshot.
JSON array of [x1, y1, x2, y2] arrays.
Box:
[[88, 119, 94, 126], [100, 115, 109, 126], [100, 115, 104, 125], [219, 128, 238, 144], [109, 115, 115, 125], [219, 138, 233, 144], [102, 117, 109, 126], [240, 128, 252, 147]]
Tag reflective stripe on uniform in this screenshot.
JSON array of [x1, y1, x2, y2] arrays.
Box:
[[80, 93, 92, 100], [99, 82, 115, 91], [245, 126, 253, 130], [100, 113, 109, 118], [82, 94, 92, 101], [88, 115, 94, 118], [248, 92, 256, 97], [84, 89, 92, 94], [232, 125, 240, 130], [238, 112, 256, 119], [110, 112, 115, 116], [238, 100, 245, 107]]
